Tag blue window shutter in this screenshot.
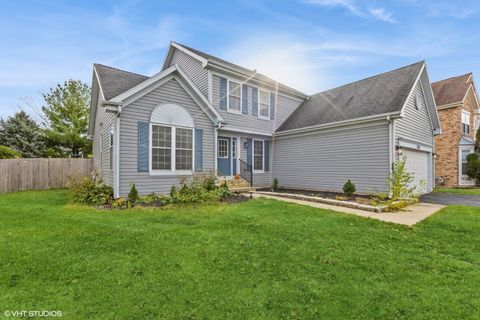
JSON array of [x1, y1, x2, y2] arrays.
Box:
[[138, 122, 149, 172], [270, 93, 276, 120], [195, 128, 203, 172], [220, 77, 227, 109], [247, 138, 252, 166], [242, 84, 248, 114], [264, 141, 270, 172], [252, 87, 258, 116]]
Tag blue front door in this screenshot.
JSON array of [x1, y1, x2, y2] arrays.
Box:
[[217, 137, 231, 176]]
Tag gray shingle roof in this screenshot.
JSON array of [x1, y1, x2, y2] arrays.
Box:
[[174, 42, 307, 97], [94, 64, 149, 100], [277, 61, 425, 132]]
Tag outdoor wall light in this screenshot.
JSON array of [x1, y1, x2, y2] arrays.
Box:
[[396, 146, 403, 156], [433, 153, 438, 159], [244, 141, 248, 149]]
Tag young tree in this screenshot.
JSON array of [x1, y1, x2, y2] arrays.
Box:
[[42, 80, 92, 157], [466, 153, 480, 185], [0, 111, 45, 157]]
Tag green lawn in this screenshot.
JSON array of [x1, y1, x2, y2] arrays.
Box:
[[434, 187, 480, 195], [1, 190, 479, 319]]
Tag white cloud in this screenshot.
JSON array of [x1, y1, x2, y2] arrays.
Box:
[[368, 8, 396, 23], [304, 0, 396, 23]]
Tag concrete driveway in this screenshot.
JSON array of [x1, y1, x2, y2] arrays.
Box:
[[420, 192, 480, 207]]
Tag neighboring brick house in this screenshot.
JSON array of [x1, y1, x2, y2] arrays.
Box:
[[432, 73, 480, 187]]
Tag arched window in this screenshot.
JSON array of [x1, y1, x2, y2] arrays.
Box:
[[150, 104, 195, 173]]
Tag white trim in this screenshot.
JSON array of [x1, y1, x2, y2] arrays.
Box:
[[236, 136, 241, 175], [217, 138, 229, 159], [114, 116, 120, 198], [108, 64, 224, 124], [220, 126, 272, 137], [227, 79, 243, 115], [388, 116, 393, 176], [398, 139, 433, 153], [252, 139, 265, 173], [170, 42, 208, 67], [422, 63, 442, 134], [399, 63, 425, 118], [214, 127, 218, 174], [459, 146, 475, 186], [258, 89, 270, 120], [461, 109, 472, 135], [148, 123, 195, 176]]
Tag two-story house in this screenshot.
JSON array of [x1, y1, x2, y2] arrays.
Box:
[[88, 42, 440, 198], [432, 73, 480, 187]]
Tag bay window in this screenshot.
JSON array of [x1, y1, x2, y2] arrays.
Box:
[[253, 140, 264, 172], [259, 90, 270, 119], [228, 80, 241, 113]]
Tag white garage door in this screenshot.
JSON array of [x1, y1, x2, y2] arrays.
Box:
[[403, 148, 429, 194]]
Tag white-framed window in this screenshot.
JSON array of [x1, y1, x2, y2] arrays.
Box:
[[259, 90, 270, 119], [253, 140, 264, 172], [152, 125, 172, 170], [175, 127, 193, 170], [462, 110, 471, 134], [461, 149, 470, 175], [109, 124, 114, 171], [232, 138, 237, 159], [218, 139, 228, 158], [150, 124, 193, 173], [228, 80, 241, 113]]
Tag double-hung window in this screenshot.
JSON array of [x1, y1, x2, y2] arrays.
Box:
[[259, 90, 270, 119], [151, 125, 193, 172], [462, 110, 471, 134], [175, 128, 193, 170], [228, 80, 241, 113], [152, 125, 172, 170], [253, 140, 264, 172]]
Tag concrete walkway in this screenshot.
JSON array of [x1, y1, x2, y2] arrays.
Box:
[[253, 193, 445, 226]]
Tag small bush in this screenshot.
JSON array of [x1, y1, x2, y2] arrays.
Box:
[[201, 173, 217, 191], [218, 181, 231, 199], [69, 176, 113, 206], [466, 153, 480, 184], [170, 185, 178, 198], [343, 180, 356, 197], [0, 145, 20, 159], [128, 183, 139, 204], [272, 178, 279, 191]]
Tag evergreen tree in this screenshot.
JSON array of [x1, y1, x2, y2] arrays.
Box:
[[42, 80, 92, 157], [0, 111, 45, 158]]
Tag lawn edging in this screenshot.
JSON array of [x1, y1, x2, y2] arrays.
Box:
[[255, 191, 383, 212]]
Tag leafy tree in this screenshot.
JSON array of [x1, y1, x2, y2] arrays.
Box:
[[466, 153, 480, 185], [476, 129, 480, 152], [0, 111, 45, 157], [0, 145, 21, 159], [42, 80, 92, 157]]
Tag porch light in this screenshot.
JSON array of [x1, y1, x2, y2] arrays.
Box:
[[433, 153, 438, 160], [244, 141, 248, 149], [396, 146, 403, 156]]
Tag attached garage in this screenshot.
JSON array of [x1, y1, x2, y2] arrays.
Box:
[[403, 148, 432, 194]]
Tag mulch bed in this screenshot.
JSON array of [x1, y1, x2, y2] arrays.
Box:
[[257, 188, 373, 205]]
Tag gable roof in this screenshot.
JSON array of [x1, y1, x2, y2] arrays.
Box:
[[166, 42, 308, 98], [431, 73, 472, 107], [277, 61, 425, 132], [94, 64, 149, 100]]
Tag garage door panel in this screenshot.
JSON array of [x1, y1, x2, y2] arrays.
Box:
[[403, 148, 429, 194]]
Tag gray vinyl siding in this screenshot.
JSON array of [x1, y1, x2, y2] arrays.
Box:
[[394, 81, 434, 146], [212, 74, 304, 135], [218, 130, 273, 187], [272, 121, 391, 193], [119, 78, 215, 196], [92, 93, 114, 187], [168, 49, 209, 98]]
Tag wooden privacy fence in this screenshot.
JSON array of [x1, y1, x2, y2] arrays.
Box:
[[0, 158, 93, 193]]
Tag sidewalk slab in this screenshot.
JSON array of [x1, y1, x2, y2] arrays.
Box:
[[253, 193, 445, 226]]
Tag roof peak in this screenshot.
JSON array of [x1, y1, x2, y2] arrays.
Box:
[[432, 72, 472, 85]]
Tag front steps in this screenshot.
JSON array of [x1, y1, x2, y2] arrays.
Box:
[[216, 177, 256, 193]]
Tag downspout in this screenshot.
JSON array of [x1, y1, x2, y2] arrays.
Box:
[[214, 121, 223, 175], [387, 115, 394, 198], [114, 108, 121, 199]]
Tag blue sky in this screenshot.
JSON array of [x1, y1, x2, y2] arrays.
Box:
[[1, 0, 479, 119]]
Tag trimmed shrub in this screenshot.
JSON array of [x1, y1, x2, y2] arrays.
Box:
[[343, 180, 356, 197], [0, 145, 20, 159], [69, 176, 113, 206], [466, 153, 480, 184], [272, 178, 279, 191], [128, 183, 139, 204]]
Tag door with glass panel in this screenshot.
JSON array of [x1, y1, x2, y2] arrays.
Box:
[[217, 137, 231, 176]]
